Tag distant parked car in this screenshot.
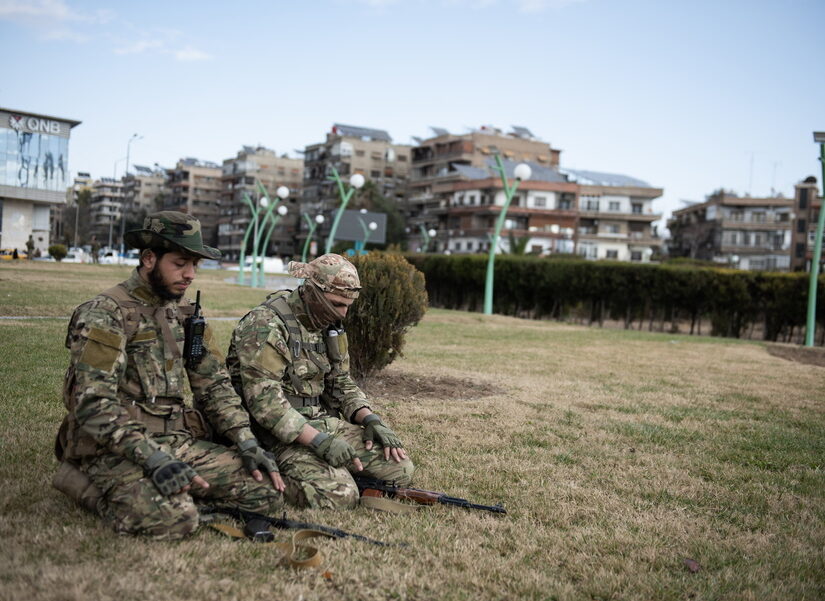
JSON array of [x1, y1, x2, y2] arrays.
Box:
[[198, 259, 222, 270], [0, 248, 27, 260], [122, 249, 140, 266], [62, 250, 86, 263], [99, 250, 118, 264]]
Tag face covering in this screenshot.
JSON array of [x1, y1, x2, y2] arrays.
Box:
[[300, 282, 345, 330]]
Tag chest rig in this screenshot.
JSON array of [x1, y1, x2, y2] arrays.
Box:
[[57, 284, 199, 462], [263, 291, 345, 410]]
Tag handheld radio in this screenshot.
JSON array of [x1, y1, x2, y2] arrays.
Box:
[[183, 290, 206, 368]]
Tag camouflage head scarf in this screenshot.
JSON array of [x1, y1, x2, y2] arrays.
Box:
[[124, 211, 221, 260], [287, 254, 361, 299]]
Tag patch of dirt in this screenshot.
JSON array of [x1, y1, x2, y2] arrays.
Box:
[[363, 371, 504, 401], [766, 343, 825, 367]]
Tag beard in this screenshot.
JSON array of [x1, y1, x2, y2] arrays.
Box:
[[147, 265, 184, 301]]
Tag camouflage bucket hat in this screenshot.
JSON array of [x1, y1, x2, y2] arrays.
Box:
[[124, 211, 221, 260], [288, 254, 361, 299]]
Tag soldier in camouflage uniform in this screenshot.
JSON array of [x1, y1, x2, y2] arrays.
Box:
[[53, 211, 284, 539], [226, 254, 415, 510]]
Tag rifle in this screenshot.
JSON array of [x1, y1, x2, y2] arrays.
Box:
[[200, 506, 395, 546], [354, 476, 507, 515]]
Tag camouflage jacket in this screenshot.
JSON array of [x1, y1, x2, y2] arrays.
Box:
[[226, 288, 369, 445], [63, 269, 255, 465]]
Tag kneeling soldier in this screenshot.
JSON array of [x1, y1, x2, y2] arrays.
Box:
[[54, 211, 284, 539], [226, 254, 415, 510]]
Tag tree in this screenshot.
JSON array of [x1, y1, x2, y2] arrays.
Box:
[[507, 231, 530, 255], [62, 188, 92, 247]]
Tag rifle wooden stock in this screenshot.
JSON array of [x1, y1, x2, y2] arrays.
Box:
[[354, 477, 507, 514]]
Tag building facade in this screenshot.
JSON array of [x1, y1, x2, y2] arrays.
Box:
[[407, 126, 662, 260], [564, 169, 662, 262], [89, 177, 124, 248], [302, 124, 411, 248], [0, 108, 80, 254], [124, 165, 167, 214], [218, 146, 304, 260], [163, 158, 222, 246], [790, 176, 822, 272], [667, 191, 793, 270]]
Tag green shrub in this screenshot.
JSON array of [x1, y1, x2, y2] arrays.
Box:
[[404, 253, 825, 342], [345, 252, 428, 379], [48, 244, 67, 262]]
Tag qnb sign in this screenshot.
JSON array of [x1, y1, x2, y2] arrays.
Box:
[[8, 114, 62, 135]]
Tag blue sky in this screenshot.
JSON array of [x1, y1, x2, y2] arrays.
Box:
[[2, 0, 823, 230]]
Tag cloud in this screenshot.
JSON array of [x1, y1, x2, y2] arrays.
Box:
[[114, 39, 165, 55], [515, 0, 586, 12], [174, 46, 211, 61], [0, 0, 112, 40]]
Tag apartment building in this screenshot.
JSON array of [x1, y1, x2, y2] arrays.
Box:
[[89, 177, 124, 247], [565, 169, 662, 262], [407, 126, 563, 251], [218, 146, 304, 260], [123, 165, 167, 215], [790, 176, 822, 271], [302, 123, 411, 211], [163, 158, 222, 246], [424, 159, 578, 254], [667, 191, 793, 270]]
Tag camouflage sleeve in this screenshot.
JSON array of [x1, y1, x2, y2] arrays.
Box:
[[69, 297, 161, 465], [187, 319, 255, 445], [230, 308, 308, 443], [322, 331, 369, 422]]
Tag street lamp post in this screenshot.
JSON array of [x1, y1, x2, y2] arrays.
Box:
[[325, 168, 365, 254], [804, 131, 825, 346], [256, 186, 290, 284], [301, 214, 325, 263], [118, 134, 142, 258], [483, 155, 531, 315], [238, 182, 288, 287], [418, 225, 437, 252]]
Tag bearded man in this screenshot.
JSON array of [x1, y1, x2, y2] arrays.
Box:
[[54, 211, 284, 539]]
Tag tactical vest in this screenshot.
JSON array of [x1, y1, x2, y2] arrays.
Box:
[[261, 291, 348, 410], [55, 284, 207, 463]]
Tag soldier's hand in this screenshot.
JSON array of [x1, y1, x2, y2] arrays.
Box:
[[237, 439, 285, 492], [311, 432, 363, 471], [361, 414, 408, 462], [144, 450, 208, 496]]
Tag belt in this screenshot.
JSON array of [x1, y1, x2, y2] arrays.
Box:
[[284, 393, 320, 409]]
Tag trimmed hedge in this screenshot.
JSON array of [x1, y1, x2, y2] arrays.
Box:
[[344, 252, 428, 379], [404, 254, 824, 342]]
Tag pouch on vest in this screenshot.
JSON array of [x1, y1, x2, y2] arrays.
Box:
[[52, 460, 102, 513], [183, 407, 212, 441]]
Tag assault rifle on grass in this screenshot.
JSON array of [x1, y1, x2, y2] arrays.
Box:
[[354, 476, 507, 515], [200, 506, 395, 546]]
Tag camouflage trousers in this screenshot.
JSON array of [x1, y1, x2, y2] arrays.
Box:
[[273, 416, 415, 510], [82, 432, 283, 540]]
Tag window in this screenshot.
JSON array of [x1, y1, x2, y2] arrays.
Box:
[[605, 250, 619, 259], [585, 199, 599, 211], [608, 201, 621, 211], [632, 203, 643, 214], [799, 189, 809, 209], [397, 155, 407, 162], [606, 224, 620, 234], [798, 219, 807, 233], [630, 251, 642, 261], [796, 242, 806, 258], [534, 196, 547, 208], [370, 170, 380, 178], [355, 150, 365, 157], [558, 198, 572, 210]]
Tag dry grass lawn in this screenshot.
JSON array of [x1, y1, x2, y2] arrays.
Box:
[[1, 261, 823, 600]]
